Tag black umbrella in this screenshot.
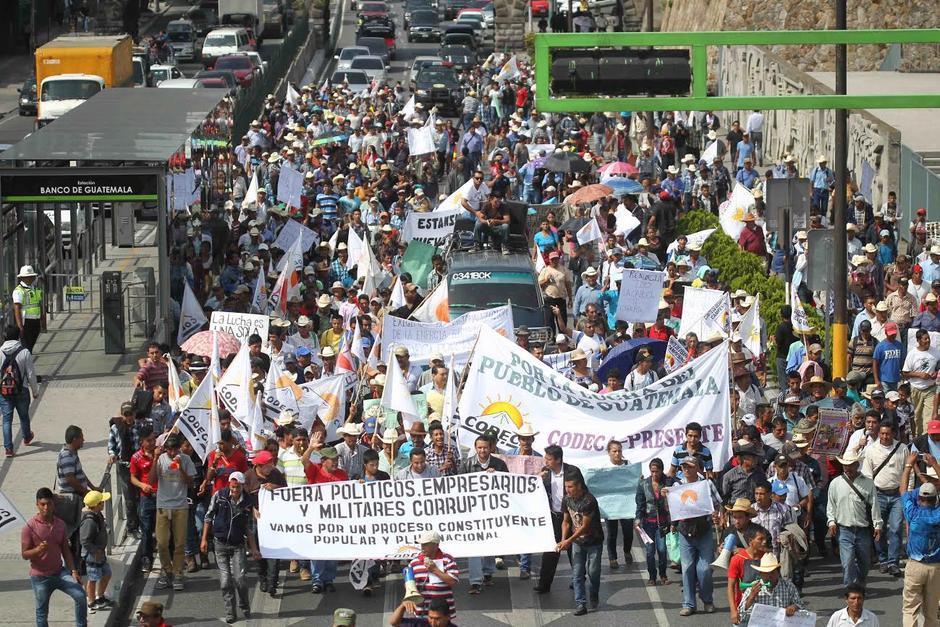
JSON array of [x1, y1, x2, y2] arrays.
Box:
[[558, 216, 590, 233], [543, 151, 592, 174]]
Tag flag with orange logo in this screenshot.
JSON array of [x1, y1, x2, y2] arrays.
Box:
[[411, 279, 450, 323], [666, 480, 716, 521]]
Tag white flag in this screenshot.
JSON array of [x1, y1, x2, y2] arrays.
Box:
[[217, 341, 253, 420], [664, 336, 688, 373], [165, 353, 185, 411], [0, 489, 27, 535], [241, 170, 259, 210], [441, 353, 457, 434], [389, 276, 406, 311], [349, 559, 376, 591], [346, 227, 364, 270], [246, 391, 268, 456], [174, 364, 221, 461], [367, 336, 381, 370], [381, 353, 419, 428], [436, 179, 473, 213], [791, 284, 813, 333], [700, 139, 719, 164], [358, 239, 386, 297], [719, 183, 755, 240], [534, 247, 546, 273], [327, 228, 340, 255], [178, 282, 207, 346], [576, 218, 603, 246], [285, 82, 301, 105], [666, 480, 715, 521], [250, 270, 266, 314], [351, 319, 366, 363], [613, 206, 641, 237], [738, 293, 763, 356], [269, 233, 303, 315], [411, 279, 449, 323], [497, 54, 520, 81], [401, 95, 416, 120], [301, 374, 351, 440]]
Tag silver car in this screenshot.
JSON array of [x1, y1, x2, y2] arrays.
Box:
[[349, 55, 387, 88], [334, 46, 371, 71]]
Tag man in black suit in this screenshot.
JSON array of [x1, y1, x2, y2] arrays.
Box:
[[461, 435, 510, 594], [534, 444, 583, 593]]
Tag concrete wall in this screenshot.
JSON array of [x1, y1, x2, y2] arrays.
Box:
[[493, 0, 527, 51], [718, 45, 901, 209], [661, 0, 940, 74]]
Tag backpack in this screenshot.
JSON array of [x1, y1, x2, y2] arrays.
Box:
[[0, 347, 25, 397]]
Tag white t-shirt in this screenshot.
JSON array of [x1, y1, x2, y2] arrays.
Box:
[[902, 346, 939, 391], [624, 368, 658, 391]]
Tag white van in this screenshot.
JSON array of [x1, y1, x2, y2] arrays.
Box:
[[201, 27, 252, 69]]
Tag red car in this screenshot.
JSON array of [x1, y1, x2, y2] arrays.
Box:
[[531, 0, 548, 16], [213, 54, 258, 87]]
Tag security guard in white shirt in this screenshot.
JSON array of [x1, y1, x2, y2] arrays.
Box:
[[12, 265, 45, 352]]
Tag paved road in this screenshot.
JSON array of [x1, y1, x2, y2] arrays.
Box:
[[119, 2, 914, 623]]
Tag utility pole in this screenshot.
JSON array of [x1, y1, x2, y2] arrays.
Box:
[[30, 0, 37, 52], [831, 0, 848, 378]]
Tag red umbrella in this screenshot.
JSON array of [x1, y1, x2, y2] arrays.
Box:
[[180, 330, 241, 357], [564, 183, 613, 206], [599, 161, 638, 176]]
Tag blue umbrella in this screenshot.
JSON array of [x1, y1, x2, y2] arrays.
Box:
[[602, 177, 644, 196], [597, 338, 667, 382]]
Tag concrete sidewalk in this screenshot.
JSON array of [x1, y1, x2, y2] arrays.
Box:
[[0, 226, 157, 625]]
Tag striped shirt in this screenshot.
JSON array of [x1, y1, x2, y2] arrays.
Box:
[[409, 549, 460, 617], [278, 448, 308, 486], [57, 446, 89, 494], [316, 192, 339, 222]]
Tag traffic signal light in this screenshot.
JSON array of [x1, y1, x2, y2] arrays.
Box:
[[549, 49, 692, 97]]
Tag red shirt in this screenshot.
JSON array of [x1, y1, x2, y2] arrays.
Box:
[[130, 449, 157, 493], [304, 463, 349, 484], [22, 515, 67, 577], [647, 324, 673, 341], [727, 548, 761, 608], [208, 448, 249, 493]]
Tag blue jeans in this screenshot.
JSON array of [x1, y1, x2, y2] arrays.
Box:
[[0, 388, 31, 450], [138, 494, 156, 561], [837, 526, 872, 587], [678, 531, 715, 610], [186, 500, 207, 556], [519, 553, 531, 573], [642, 522, 667, 581], [30, 569, 87, 627], [571, 542, 602, 607], [812, 187, 829, 214], [876, 492, 903, 566], [468, 556, 495, 585], [473, 221, 509, 248], [310, 560, 337, 585]]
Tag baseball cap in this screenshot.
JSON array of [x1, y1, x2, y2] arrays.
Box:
[[770, 480, 789, 496], [419, 530, 442, 544], [884, 322, 899, 336], [333, 608, 357, 626], [920, 483, 939, 499], [253, 450, 274, 466], [229, 472, 246, 484], [83, 491, 112, 508], [927, 420, 940, 435]]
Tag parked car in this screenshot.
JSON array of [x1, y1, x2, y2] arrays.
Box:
[[335, 45, 372, 70], [195, 77, 229, 88], [149, 64, 185, 86], [157, 78, 205, 88], [18, 77, 37, 116], [355, 36, 391, 67], [413, 64, 463, 115], [214, 53, 261, 87], [330, 69, 371, 93], [349, 55, 387, 88], [409, 55, 444, 86], [194, 69, 240, 95], [408, 9, 441, 42]]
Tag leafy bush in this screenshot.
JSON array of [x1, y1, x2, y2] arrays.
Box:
[[677, 211, 824, 376]]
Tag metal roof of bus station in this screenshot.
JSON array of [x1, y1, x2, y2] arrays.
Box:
[[0, 88, 224, 163]]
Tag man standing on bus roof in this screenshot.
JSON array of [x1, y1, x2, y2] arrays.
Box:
[[12, 265, 45, 354]]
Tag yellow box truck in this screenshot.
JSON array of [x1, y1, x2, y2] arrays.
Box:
[[34, 34, 134, 127]]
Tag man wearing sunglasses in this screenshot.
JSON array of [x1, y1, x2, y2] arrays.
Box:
[[136, 601, 171, 627]]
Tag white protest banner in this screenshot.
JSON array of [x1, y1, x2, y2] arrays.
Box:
[[402, 207, 462, 247], [210, 312, 269, 347], [457, 326, 731, 468], [381, 305, 515, 366], [664, 336, 688, 373], [542, 350, 575, 372], [749, 604, 817, 627], [407, 125, 435, 156], [177, 282, 207, 346], [174, 363, 220, 461], [272, 218, 317, 256], [257, 474, 556, 560], [527, 143, 555, 159], [276, 165, 304, 209], [678, 286, 726, 339], [0, 489, 26, 535], [615, 268, 665, 323], [667, 228, 716, 254], [665, 479, 715, 521]]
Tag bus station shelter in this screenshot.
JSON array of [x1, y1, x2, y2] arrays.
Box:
[[0, 88, 225, 342]]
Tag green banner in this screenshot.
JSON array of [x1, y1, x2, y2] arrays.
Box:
[[399, 240, 439, 290]]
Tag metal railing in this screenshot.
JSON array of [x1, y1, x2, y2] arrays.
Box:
[[902, 143, 940, 223], [98, 463, 118, 555], [124, 267, 157, 343]]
